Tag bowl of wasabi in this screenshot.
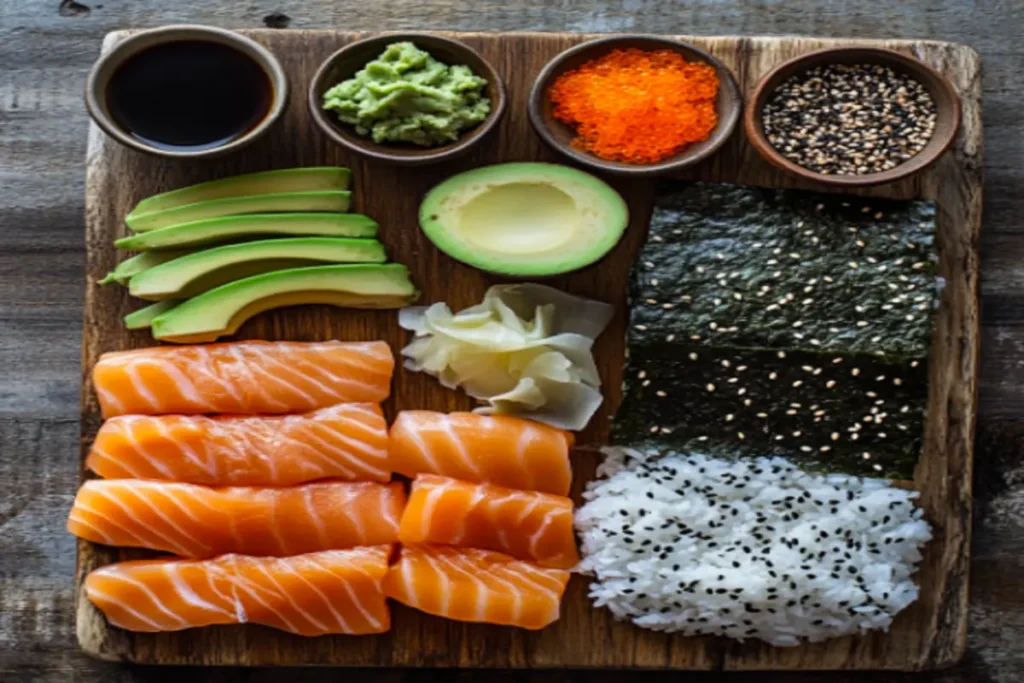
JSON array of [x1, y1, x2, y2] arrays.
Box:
[[309, 33, 507, 165]]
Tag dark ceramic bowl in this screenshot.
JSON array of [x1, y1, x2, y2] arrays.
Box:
[[308, 33, 506, 166], [744, 47, 962, 187], [85, 25, 288, 159], [528, 35, 742, 177]]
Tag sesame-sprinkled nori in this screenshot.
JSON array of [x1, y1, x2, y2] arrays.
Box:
[[613, 182, 937, 478], [613, 344, 927, 478], [636, 182, 938, 358]]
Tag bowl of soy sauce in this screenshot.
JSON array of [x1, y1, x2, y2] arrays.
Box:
[[86, 25, 288, 158]]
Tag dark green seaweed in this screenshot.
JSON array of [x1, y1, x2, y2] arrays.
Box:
[[613, 182, 937, 479], [635, 182, 938, 359], [612, 344, 927, 478]]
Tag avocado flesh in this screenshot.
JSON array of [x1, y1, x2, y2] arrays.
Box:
[[124, 300, 181, 329], [151, 264, 420, 343], [127, 191, 352, 232], [419, 162, 629, 276], [98, 249, 194, 285], [129, 167, 351, 217], [115, 213, 379, 251], [128, 237, 388, 301]]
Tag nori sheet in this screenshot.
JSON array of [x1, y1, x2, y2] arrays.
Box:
[[613, 182, 937, 479], [612, 344, 927, 478], [633, 182, 938, 359]]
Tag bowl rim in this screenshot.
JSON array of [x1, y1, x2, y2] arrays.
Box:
[[84, 24, 289, 159], [527, 34, 742, 177], [743, 46, 962, 187], [307, 32, 507, 166]]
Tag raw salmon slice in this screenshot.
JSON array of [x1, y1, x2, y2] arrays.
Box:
[[384, 544, 569, 630], [93, 340, 394, 418], [389, 411, 573, 496], [68, 479, 405, 557], [398, 475, 579, 569], [86, 545, 392, 635], [86, 403, 389, 486]]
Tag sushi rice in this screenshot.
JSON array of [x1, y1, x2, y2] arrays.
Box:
[[575, 448, 932, 646]]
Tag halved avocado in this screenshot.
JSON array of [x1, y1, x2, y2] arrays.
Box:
[[151, 264, 420, 343], [98, 249, 194, 285], [129, 167, 350, 217], [129, 237, 388, 301], [127, 191, 352, 232], [124, 300, 180, 329], [419, 162, 629, 276], [115, 213, 378, 251]]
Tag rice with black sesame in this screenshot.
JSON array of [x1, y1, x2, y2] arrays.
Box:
[[575, 448, 931, 646]]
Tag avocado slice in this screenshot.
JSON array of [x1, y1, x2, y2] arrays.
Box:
[[129, 237, 388, 301], [127, 191, 352, 232], [419, 162, 629, 276], [151, 264, 420, 343], [115, 213, 379, 251], [124, 300, 181, 329], [129, 167, 350, 217], [98, 249, 193, 285]]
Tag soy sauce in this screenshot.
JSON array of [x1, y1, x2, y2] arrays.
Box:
[[106, 41, 272, 152]]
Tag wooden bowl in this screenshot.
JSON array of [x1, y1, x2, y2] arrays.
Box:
[[528, 35, 742, 177], [85, 25, 288, 159], [308, 33, 506, 166], [744, 47, 962, 187]]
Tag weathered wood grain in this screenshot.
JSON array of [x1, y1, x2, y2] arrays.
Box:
[[1, 1, 1023, 681], [74, 30, 980, 671]]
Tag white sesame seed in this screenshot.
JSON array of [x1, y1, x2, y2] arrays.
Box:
[[642, 380, 651, 387], [638, 370, 647, 379], [738, 388, 747, 396], [661, 303, 675, 309], [634, 324, 648, 331], [691, 335, 701, 341], [769, 372, 778, 380], [792, 321, 803, 327], [849, 262, 859, 269], [852, 368, 861, 376], [688, 352, 698, 360], [709, 322, 718, 330], [826, 380, 837, 388], [706, 383, 716, 392], [725, 414, 735, 422], [756, 412, 768, 418], [656, 390, 667, 398], [651, 278, 660, 285], [856, 321, 869, 327], [666, 334, 676, 342], [737, 432, 745, 440], [862, 452, 872, 460]]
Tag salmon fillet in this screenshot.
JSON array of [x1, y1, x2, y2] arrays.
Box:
[[384, 544, 569, 630], [86, 546, 392, 635], [86, 403, 389, 486], [398, 475, 579, 569], [389, 411, 573, 496], [68, 479, 405, 557], [92, 340, 394, 418]]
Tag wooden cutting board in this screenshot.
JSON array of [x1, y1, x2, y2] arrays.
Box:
[[78, 30, 981, 670]]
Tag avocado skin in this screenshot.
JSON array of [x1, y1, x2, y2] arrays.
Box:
[[124, 300, 181, 329], [129, 167, 351, 217], [127, 237, 388, 301], [150, 264, 419, 343], [419, 162, 628, 276], [126, 191, 352, 232], [115, 213, 379, 251]]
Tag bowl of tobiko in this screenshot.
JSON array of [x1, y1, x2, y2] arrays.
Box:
[[528, 35, 742, 177]]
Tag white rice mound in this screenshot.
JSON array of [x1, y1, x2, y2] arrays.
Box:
[[575, 448, 932, 647]]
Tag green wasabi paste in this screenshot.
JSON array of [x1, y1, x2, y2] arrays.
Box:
[[322, 42, 491, 147]]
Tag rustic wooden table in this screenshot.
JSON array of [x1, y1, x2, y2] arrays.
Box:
[[0, 1, 1019, 682]]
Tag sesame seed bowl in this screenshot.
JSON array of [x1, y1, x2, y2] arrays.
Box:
[[744, 47, 961, 188]]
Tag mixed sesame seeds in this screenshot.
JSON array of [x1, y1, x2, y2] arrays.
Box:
[[762, 64, 938, 175]]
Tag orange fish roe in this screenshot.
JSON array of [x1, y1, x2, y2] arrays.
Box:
[[548, 48, 720, 164]]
